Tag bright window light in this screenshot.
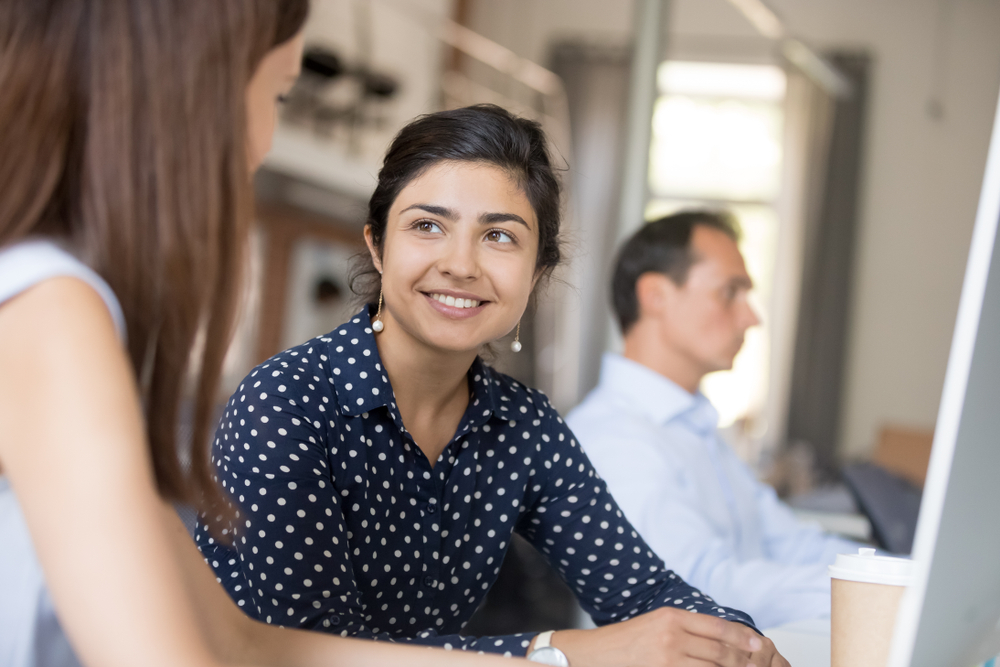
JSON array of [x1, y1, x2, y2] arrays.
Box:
[[657, 61, 786, 101], [647, 61, 786, 446], [650, 96, 783, 201]]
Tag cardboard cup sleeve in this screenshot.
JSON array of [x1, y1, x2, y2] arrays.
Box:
[[829, 548, 915, 667]]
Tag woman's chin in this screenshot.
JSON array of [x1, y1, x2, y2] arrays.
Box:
[[408, 328, 497, 357], [421, 338, 488, 356], [388, 311, 513, 357]]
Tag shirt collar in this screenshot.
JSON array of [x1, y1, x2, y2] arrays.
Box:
[[323, 308, 394, 417], [597, 352, 719, 435], [324, 308, 534, 423], [468, 360, 537, 424]]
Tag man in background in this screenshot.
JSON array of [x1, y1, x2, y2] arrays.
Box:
[[567, 210, 862, 629]]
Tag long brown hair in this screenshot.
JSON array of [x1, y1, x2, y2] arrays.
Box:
[[0, 0, 308, 511]]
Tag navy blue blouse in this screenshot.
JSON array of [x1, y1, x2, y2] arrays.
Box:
[[195, 309, 756, 655]]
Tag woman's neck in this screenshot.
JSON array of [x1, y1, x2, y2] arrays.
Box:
[[373, 314, 478, 467]]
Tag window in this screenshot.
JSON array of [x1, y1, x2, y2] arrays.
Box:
[[647, 60, 786, 457]]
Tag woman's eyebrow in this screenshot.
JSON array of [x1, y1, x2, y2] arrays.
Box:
[[400, 203, 458, 220], [480, 212, 531, 229]]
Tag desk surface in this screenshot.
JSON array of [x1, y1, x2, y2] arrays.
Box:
[[764, 618, 830, 667]]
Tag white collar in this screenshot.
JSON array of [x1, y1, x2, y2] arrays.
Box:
[[597, 353, 719, 435]]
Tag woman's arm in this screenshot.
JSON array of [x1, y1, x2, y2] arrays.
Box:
[[0, 278, 509, 667], [514, 399, 787, 667], [166, 499, 515, 667], [0, 278, 218, 667]]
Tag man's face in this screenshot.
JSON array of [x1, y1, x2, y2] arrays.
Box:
[[654, 225, 760, 376]]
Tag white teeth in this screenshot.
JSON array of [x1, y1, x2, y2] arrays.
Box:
[[431, 294, 480, 309]]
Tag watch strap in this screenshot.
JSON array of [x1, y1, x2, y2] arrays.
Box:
[[527, 631, 569, 667], [534, 630, 555, 651]]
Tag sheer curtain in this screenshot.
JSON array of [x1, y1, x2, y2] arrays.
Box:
[[548, 41, 632, 407]]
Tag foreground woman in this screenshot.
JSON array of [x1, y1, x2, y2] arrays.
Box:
[[197, 105, 790, 667], [0, 3, 509, 666]]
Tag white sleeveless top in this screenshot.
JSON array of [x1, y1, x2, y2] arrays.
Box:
[[0, 239, 125, 667]]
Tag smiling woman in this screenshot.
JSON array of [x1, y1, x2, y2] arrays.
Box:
[[195, 105, 788, 667], [366, 161, 539, 362]]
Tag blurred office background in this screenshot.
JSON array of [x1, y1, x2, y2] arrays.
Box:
[[218, 0, 1000, 634]]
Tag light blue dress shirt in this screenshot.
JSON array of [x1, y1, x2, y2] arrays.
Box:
[[567, 353, 861, 629]]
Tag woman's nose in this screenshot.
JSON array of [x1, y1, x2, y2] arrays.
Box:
[[437, 236, 481, 280]]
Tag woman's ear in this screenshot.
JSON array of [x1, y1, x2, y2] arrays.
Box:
[[531, 267, 545, 291], [363, 225, 383, 273]]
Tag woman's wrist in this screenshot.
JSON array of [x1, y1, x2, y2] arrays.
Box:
[[525, 630, 573, 667], [544, 628, 599, 667]]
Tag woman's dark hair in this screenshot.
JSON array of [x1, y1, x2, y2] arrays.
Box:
[[611, 210, 741, 334], [352, 104, 562, 304], [0, 0, 309, 513]]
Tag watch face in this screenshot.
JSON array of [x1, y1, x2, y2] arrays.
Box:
[[527, 646, 570, 667]]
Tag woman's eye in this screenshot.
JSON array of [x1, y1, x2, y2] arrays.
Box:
[[486, 229, 514, 244], [416, 220, 442, 234]]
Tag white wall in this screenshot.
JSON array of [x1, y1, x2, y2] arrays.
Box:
[[465, 0, 635, 64], [267, 0, 451, 194], [762, 0, 1000, 457], [465, 0, 1000, 458]]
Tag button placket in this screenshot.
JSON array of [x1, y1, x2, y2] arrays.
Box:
[[407, 438, 443, 595], [423, 475, 446, 593]]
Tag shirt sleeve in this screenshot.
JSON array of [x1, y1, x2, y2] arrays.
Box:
[[582, 429, 843, 630], [205, 365, 361, 631], [749, 464, 865, 566], [514, 400, 758, 631], [203, 363, 565, 656]]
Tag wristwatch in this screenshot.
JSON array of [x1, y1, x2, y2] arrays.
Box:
[[527, 630, 570, 666]]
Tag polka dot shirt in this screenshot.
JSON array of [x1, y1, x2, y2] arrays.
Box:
[[195, 308, 757, 655]]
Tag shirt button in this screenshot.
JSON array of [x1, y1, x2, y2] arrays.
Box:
[[423, 575, 435, 587], [330, 614, 341, 625], [426, 503, 437, 514]]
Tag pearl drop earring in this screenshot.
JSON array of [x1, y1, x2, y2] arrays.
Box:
[[510, 321, 522, 353], [372, 290, 384, 332]]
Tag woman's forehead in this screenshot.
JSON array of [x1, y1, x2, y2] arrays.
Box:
[[390, 161, 537, 228]]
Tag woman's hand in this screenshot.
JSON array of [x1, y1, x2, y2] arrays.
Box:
[[749, 636, 791, 667], [536, 607, 779, 667]]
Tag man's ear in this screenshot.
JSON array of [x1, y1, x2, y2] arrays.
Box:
[[634, 272, 671, 320], [363, 225, 383, 273]]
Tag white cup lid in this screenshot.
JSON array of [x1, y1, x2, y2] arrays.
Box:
[[828, 548, 915, 586]]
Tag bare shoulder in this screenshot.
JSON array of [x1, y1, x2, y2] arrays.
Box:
[[0, 275, 119, 345], [0, 276, 135, 471], [0, 275, 127, 391]]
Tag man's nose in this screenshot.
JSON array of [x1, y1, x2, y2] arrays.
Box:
[[742, 300, 761, 329]]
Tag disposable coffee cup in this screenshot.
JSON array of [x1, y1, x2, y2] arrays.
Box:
[[829, 548, 914, 667]]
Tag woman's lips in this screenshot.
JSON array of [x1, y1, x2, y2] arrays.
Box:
[[428, 292, 482, 309], [422, 292, 488, 319]]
